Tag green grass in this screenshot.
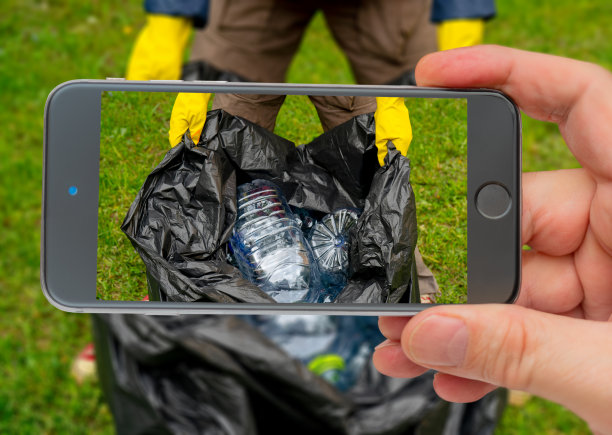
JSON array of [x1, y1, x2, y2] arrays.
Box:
[[408, 98, 467, 303], [275, 94, 325, 143], [497, 396, 590, 434], [0, 2, 140, 432], [98, 91, 176, 301], [1, 0, 610, 432]]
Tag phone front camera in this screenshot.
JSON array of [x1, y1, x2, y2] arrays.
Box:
[[68, 186, 78, 196]]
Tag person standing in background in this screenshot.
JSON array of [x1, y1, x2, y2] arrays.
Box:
[[124, 0, 497, 300]]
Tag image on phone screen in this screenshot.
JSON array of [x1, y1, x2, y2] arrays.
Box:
[[97, 91, 467, 305]]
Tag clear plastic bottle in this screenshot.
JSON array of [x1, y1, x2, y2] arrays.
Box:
[[308, 208, 360, 301], [244, 315, 337, 360], [230, 180, 317, 303], [243, 315, 384, 392]]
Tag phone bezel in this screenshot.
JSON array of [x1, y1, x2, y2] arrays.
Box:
[[42, 80, 521, 315]]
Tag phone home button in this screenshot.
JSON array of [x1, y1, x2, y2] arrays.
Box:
[[476, 183, 512, 219]]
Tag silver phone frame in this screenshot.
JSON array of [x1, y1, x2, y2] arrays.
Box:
[[42, 80, 521, 315]]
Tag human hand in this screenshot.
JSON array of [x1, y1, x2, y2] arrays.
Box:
[[373, 45, 612, 433], [168, 93, 211, 147], [126, 14, 191, 81]]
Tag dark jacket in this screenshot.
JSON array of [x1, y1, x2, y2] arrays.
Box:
[[144, 0, 495, 30], [145, 0, 209, 27], [432, 0, 495, 23]]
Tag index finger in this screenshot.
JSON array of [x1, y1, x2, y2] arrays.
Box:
[[416, 45, 612, 258], [415, 45, 612, 181]]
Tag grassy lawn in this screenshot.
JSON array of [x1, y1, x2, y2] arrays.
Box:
[[98, 91, 176, 301], [408, 98, 467, 303], [1, 0, 609, 432]]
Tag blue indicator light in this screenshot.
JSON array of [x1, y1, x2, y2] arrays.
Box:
[[68, 186, 78, 196]]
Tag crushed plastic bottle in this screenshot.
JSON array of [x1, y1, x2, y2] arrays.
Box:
[[230, 180, 319, 303], [310, 209, 360, 273], [309, 208, 361, 301]]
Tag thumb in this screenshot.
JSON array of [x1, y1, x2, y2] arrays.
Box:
[[401, 305, 612, 429]]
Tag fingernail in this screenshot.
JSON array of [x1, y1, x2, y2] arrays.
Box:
[[374, 339, 397, 350], [407, 315, 468, 367]]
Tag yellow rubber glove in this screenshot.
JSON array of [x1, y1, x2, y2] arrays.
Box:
[[437, 18, 484, 51], [169, 93, 212, 147], [374, 97, 412, 166], [126, 15, 192, 80]]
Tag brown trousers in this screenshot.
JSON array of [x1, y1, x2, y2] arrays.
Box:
[[192, 0, 436, 84], [211, 94, 377, 132], [191, 0, 436, 131], [191, 0, 439, 297]]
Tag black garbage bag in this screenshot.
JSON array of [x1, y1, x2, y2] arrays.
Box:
[[92, 313, 507, 435], [121, 109, 418, 303]]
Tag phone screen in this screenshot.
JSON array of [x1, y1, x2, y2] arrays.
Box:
[[97, 91, 467, 305]]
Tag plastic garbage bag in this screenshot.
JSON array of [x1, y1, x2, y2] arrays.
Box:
[[121, 109, 419, 303], [92, 313, 508, 435]]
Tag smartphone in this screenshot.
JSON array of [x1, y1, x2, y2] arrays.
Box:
[[42, 80, 521, 315]]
